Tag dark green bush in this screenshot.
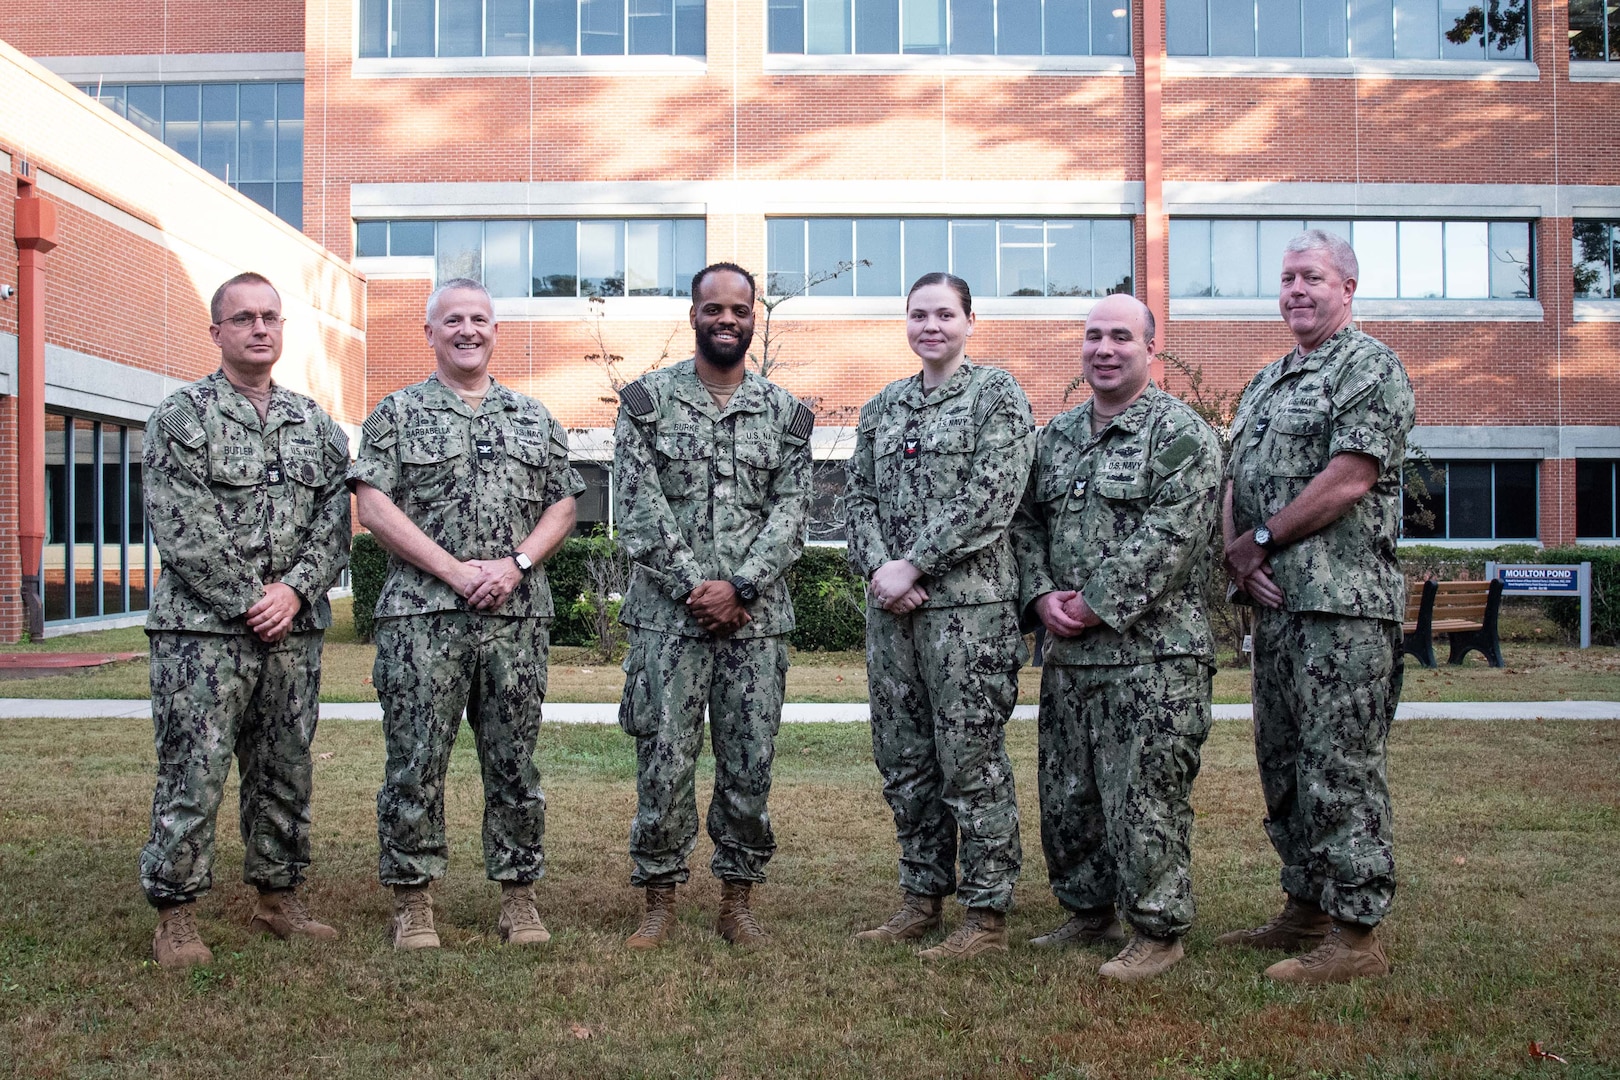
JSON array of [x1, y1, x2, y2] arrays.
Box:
[[349, 532, 389, 642], [1535, 546, 1620, 646], [786, 546, 866, 652], [1397, 543, 1539, 583], [546, 537, 595, 647]]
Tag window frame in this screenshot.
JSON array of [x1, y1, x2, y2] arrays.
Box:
[[1166, 0, 1531, 62], [1400, 457, 1541, 544], [355, 0, 707, 61]]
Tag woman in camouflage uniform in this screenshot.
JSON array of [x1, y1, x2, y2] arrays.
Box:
[[844, 273, 1036, 959]]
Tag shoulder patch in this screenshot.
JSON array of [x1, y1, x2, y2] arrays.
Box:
[[787, 401, 815, 441], [1154, 433, 1203, 475], [362, 410, 394, 447], [157, 404, 205, 449], [619, 380, 656, 419], [326, 424, 352, 464]]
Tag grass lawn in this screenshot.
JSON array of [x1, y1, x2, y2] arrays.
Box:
[[1, 717, 1616, 1078], [4, 598, 1617, 704]]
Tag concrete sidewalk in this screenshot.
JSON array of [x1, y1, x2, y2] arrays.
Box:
[[2, 699, 1618, 722]]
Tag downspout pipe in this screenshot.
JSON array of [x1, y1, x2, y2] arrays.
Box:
[[15, 173, 58, 639], [1143, 0, 1166, 383]]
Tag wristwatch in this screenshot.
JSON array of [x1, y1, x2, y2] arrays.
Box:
[[1252, 526, 1279, 552], [511, 551, 534, 574], [729, 576, 758, 603]]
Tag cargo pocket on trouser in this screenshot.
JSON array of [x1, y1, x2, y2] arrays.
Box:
[[618, 638, 657, 737], [973, 624, 1027, 726]]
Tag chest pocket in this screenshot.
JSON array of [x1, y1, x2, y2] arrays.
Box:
[[281, 435, 327, 489], [656, 432, 713, 500], [1266, 402, 1329, 478], [209, 450, 263, 488], [732, 434, 783, 507], [505, 432, 553, 502], [921, 421, 975, 501], [1093, 471, 1150, 503], [400, 426, 467, 505]]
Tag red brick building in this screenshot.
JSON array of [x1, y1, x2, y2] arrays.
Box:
[[3, 0, 1618, 638]]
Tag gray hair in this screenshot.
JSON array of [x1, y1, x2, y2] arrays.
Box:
[[426, 277, 493, 322], [1284, 229, 1359, 282]]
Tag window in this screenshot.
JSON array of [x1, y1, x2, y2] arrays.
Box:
[[1577, 460, 1619, 539], [358, 0, 705, 57], [78, 82, 303, 230], [571, 462, 612, 533], [355, 218, 707, 297], [1570, 0, 1620, 60], [1170, 219, 1531, 300], [768, 0, 1128, 55], [42, 413, 152, 624], [1574, 221, 1620, 299], [1167, 0, 1528, 60], [1402, 459, 1538, 541], [766, 217, 1133, 299]]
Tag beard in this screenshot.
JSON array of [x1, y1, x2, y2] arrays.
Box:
[[695, 325, 753, 368]]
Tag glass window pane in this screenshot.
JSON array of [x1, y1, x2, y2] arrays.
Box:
[[1258, 219, 1305, 295], [275, 183, 303, 231], [950, 220, 998, 297], [768, 219, 807, 296], [200, 83, 237, 182], [902, 0, 946, 51], [674, 219, 706, 295], [903, 219, 949, 285], [485, 220, 531, 297], [1393, 0, 1438, 57], [126, 85, 162, 139], [1351, 220, 1398, 297], [1569, 0, 1604, 60], [357, 221, 390, 257], [360, 0, 390, 56], [630, 0, 675, 54], [532, 220, 578, 296], [238, 83, 276, 181], [581, 0, 626, 53], [437, 221, 483, 284], [1448, 461, 1493, 537], [440, 0, 483, 55], [807, 219, 855, 295], [807, 0, 853, 51], [1576, 460, 1616, 538], [1166, 0, 1208, 54], [276, 82, 303, 182], [162, 84, 200, 163], [1046, 220, 1090, 297], [998, 0, 1042, 54], [1572, 222, 1611, 300], [1350, 0, 1394, 56], [856, 0, 900, 51], [1307, 218, 1351, 241], [1092, 0, 1130, 54], [1094, 219, 1133, 293], [1209, 0, 1255, 55], [488, 0, 531, 54], [392, 220, 437, 256], [1488, 0, 1528, 59], [1211, 220, 1259, 297], [1169, 219, 1212, 297], [999, 220, 1048, 296], [1439, 0, 1485, 58], [855, 218, 903, 296], [1443, 221, 1489, 298], [951, 0, 995, 53], [1402, 459, 1445, 538], [535, 0, 579, 53], [1399, 221, 1445, 298], [393, 0, 436, 55], [580, 220, 625, 295], [238, 183, 275, 215], [97, 83, 129, 118], [770, 0, 806, 50], [626, 219, 674, 295], [1302, 0, 1348, 54], [1494, 461, 1538, 539], [1610, 0, 1620, 59], [1489, 221, 1531, 299], [675, 0, 706, 54], [1046, 0, 1088, 54], [1258, 0, 1302, 54]]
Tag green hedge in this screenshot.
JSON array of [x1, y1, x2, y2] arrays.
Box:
[[1396, 544, 1540, 583], [546, 537, 596, 647], [349, 533, 389, 643], [785, 546, 867, 652], [1536, 546, 1620, 646]]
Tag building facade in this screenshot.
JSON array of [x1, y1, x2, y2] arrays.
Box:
[[2, 0, 1617, 639]]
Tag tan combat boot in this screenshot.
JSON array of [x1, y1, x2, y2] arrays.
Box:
[[1265, 920, 1390, 984], [392, 885, 440, 951], [1029, 905, 1126, 949], [1214, 894, 1331, 951], [251, 887, 339, 941], [919, 907, 1008, 960], [1099, 933, 1185, 982], [152, 903, 213, 969], [499, 882, 551, 945], [717, 881, 768, 946], [625, 885, 677, 950], [855, 893, 942, 943]]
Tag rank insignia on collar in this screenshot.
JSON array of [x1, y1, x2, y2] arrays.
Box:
[[903, 438, 920, 459], [266, 462, 284, 485], [475, 438, 495, 461], [1073, 478, 1087, 498], [1254, 418, 1270, 435]]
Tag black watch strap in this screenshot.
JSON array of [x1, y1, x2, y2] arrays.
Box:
[[729, 576, 758, 602]]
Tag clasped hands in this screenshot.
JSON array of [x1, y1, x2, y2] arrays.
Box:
[[1034, 589, 1102, 638], [454, 558, 525, 612], [868, 560, 929, 614], [687, 579, 751, 636], [1221, 531, 1284, 609]]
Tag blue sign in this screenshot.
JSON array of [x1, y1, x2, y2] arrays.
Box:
[[1497, 566, 1579, 594]]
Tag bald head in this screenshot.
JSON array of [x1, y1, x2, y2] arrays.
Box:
[[1082, 293, 1156, 412], [1086, 293, 1155, 347]]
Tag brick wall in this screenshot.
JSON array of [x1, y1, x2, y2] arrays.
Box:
[[0, 1, 303, 57]]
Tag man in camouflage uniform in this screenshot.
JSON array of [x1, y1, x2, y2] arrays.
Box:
[[1219, 230, 1415, 984], [140, 271, 351, 969], [613, 263, 812, 949], [845, 277, 1036, 960], [1010, 293, 1221, 982], [350, 278, 583, 951]]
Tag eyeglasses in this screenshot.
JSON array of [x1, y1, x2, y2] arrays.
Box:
[[219, 312, 286, 329]]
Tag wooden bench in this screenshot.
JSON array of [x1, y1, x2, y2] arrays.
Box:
[[1401, 579, 1504, 669]]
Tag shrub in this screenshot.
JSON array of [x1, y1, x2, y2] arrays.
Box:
[[546, 538, 595, 647], [349, 533, 389, 643], [1397, 543, 1539, 583], [786, 546, 867, 652], [1535, 546, 1620, 646]]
